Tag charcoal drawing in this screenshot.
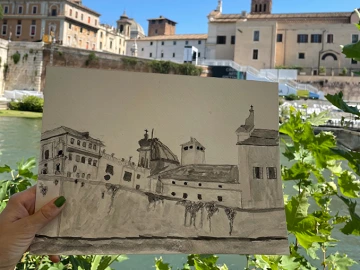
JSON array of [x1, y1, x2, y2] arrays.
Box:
[[31, 67, 288, 255]]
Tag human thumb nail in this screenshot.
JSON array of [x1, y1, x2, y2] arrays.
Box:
[[28, 196, 66, 231]]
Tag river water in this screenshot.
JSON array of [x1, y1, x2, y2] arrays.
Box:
[[0, 117, 359, 269]]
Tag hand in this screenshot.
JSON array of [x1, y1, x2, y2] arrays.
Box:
[[0, 185, 66, 270]]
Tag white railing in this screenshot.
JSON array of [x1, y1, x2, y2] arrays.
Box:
[[199, 59, 319, 94]]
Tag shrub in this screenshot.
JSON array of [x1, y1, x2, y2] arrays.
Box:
[[284, 94, 299, 101], [319, 66, 326, 74], [122, 57, 138, 68], [86, 52, 98, 66], [11, 52, 21, 64], [147, 60, 202, 76], [9, 96, 44, 112], [22, 53, 28, 62], [341, 67, 348, 76]]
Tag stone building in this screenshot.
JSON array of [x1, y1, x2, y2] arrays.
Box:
[[0, 0, 100, 50], [207, 0, 360, 74], [97, 24, 126, 55]]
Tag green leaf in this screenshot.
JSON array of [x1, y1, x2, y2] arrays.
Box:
[[279, 256, 301, 269], [0, 181, 10, 202], [325, 253, 357, 270], [91, 255, 102, 270], [307, 111, 330, 126], [306, 243, 320, 260], [338, 196, 360, 236], [0, 165, 11, 173], [338, 171, 360, 198], [342, 41, 360, 61], [325, 92, 360, 117], [282, 163, 311, 181], [155, 257, 171, 270], [332, 148, 360, 177], [17, 157, 36, 171]]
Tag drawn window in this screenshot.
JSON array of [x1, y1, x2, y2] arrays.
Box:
[[218, 196, 223, 202], [67, 172, 71, 177], [77, 140, 81, 146], [101, 192, 105, 199], [81, 157, 85, 164], [198, 194, 202, 200], [82, 142, 86, 147], [184, 182, 188, 186], [253, 31, 260, 41], [184, 146, 188, 150], [104, 175, 110, 181], [267, 167, 277, 179], [198, 183, 202, 187], [146, 160, 149, 168], [137, 174, 141, 179], [76, 173, 80, 178], [93, 160, 97, 166], [73, 165, 77, 172], [76, 155, 80, 162], [216, 36, 226, 44], [219, 185, 223, 188], [183, 193, 188, 199], [189, 146, 193, 149], [171, 192, 176, 196], [123, 171, 132, 182], [56, 163, 60, 171], [71, 138, 75, 144], [172, 181, 176, 184], [253, 167, 263, 179], [89, 143, 92, 149], [106, 164, 114, 175], [93, 145, 97, 150], [82, 173, 85, 178], [87, 174, 91, 180], [136, 185, 140, 190], [44, 150, 49, 160], [88, 158, 92, 165], [69, 153, 72, 160]]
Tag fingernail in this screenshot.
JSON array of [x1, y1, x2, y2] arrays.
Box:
[[54, 196, 66, 208]]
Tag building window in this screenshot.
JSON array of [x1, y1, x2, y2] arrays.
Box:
[[75, 11, 78, 18], [93, 160, 97, 166], [155, 29, 158, 34], [198, 183, 202, 187], [161, 41, 164, 45], [259, 4, 262, 12], [198, 40, 202, 45], [161, 52, 164, 58], [70, 9, 73, 16], [4, 6, 8, 14], [197, 194, 202, 200], [81, 157, 85, 164], [69, 153, 72, 161], [173, 53, 175, 57], [150, 52, 153, 57], [253, 31, 260, 41], [216, 36, 226, 44], [93, 144, 97, 150], [29, 25, 36, 36], [2, 25, 7, 36], [82, 142, 86, 147], [298, 53, 305, 59], [183, 193, 188, 199], [141, 48, 144, 51], [32, 6, 37, 14], [267, 167, 277, 179], [88, 158, 92, 165], [106, 164, 114, 175], [172, 181, 176, 184], [81, 14, 84, 20], [231, 35, 236, 45], [76, 155, 80, 162], [184, 182, 188, 186], [136, 185, 140, 190], [77, 140, 80, 146], [297, 34, 308, 43], [185, 41, 189, 45], [70, 138, 75, 144], [82, 173, 85, 179], [218, 185, 223, 188], [252, 49, 258, 60], [171, 192, 176, 196], [184, 146, 189, 151], [352, 34, 359, 44], [123, 171, 132, 182], [190, 146, 193, 149], [51, 8, 57, 16], [173, 41, 176, 45], [67, 172, 71, 177], [87, 174, 91, 180], [88, 17, 91, 24], [351, 59, 357, 64], [150, 41, 153, 46], [137, 174, 141, 179], [218, 196, 223, 202], [264, 3, 267, 12], [311, 34, 322, 43], [73, 165, 77, 172], [16, 25, 22, 36], [80, 27, 83, 33], [44, 150, 50, 160], [95, 20, 97, 26], [18, 6, 23, 14], [198, 52, 201, 58], [277, 33, 283, 42], [253, 167, 263, 179], [69, 23, 72, 30], [89, 143, 92, 149], [327, 34, 334, 43]]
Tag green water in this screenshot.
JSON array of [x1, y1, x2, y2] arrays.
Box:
[[0, 117, 359, 269]]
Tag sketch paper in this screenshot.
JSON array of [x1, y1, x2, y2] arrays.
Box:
[[31, 67, 288, 255]]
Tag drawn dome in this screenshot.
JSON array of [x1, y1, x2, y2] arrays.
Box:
[[150, 138, 179, 164]]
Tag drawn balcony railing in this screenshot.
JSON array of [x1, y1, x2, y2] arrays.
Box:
[[199, 59, 320, 94]]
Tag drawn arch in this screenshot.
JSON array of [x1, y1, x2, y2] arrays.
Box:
[[321, 53, 338, 61]]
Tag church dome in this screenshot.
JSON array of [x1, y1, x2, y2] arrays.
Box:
[[129, 19, 145, 39], [150, 138, 179, 164]]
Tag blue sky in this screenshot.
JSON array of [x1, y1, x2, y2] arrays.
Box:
[[84, 0, 358, 35]]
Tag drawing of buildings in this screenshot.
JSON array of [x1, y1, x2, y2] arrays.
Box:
[[38, 106, 282, 211]]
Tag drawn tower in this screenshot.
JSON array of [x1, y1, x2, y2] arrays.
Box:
[[180, 137, 206, 166], [137, 129, 151, 169]]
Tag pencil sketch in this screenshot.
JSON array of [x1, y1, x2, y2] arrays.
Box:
[[31, 67, 288, 255]]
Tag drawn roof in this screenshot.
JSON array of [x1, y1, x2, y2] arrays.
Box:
[[150, 138, 180, 163], [155, 164, 239, 183], [237, 129, 278, 146], [41, 126, 105, 146], [180, 137, 205, 149], [130, 34, 208, 41], [210, 12, 351, 23]]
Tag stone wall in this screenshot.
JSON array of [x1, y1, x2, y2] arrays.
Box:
[[298, 75, 360, 102], [0, 39, 9, 95], [4, 42, 44, 92]]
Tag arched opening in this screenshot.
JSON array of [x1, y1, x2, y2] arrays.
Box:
[[58, 150, 63, 156], [255, 4, 258, 12], [259, 4, 262, 12], [120, 25, 124, 33], [44, 150, 50, 160], [321, 53, 338, 61], [81, 156, 85, 163], [264, 3, 267, 12]]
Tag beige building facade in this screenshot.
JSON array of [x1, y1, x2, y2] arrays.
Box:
[[97, 24, 126, 55], [208, 0, 360, 75], [0, 0, 100, 50]]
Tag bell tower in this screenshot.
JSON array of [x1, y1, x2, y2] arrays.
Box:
[[251, 0, 272, 14], [137, 129, 152, 169]]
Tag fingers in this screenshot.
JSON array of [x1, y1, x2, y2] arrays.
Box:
[[23, 196, 66, 233], [49, 255, 61, 263]]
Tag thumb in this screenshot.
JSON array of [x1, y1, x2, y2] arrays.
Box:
[[26, 196, 66, 233]]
